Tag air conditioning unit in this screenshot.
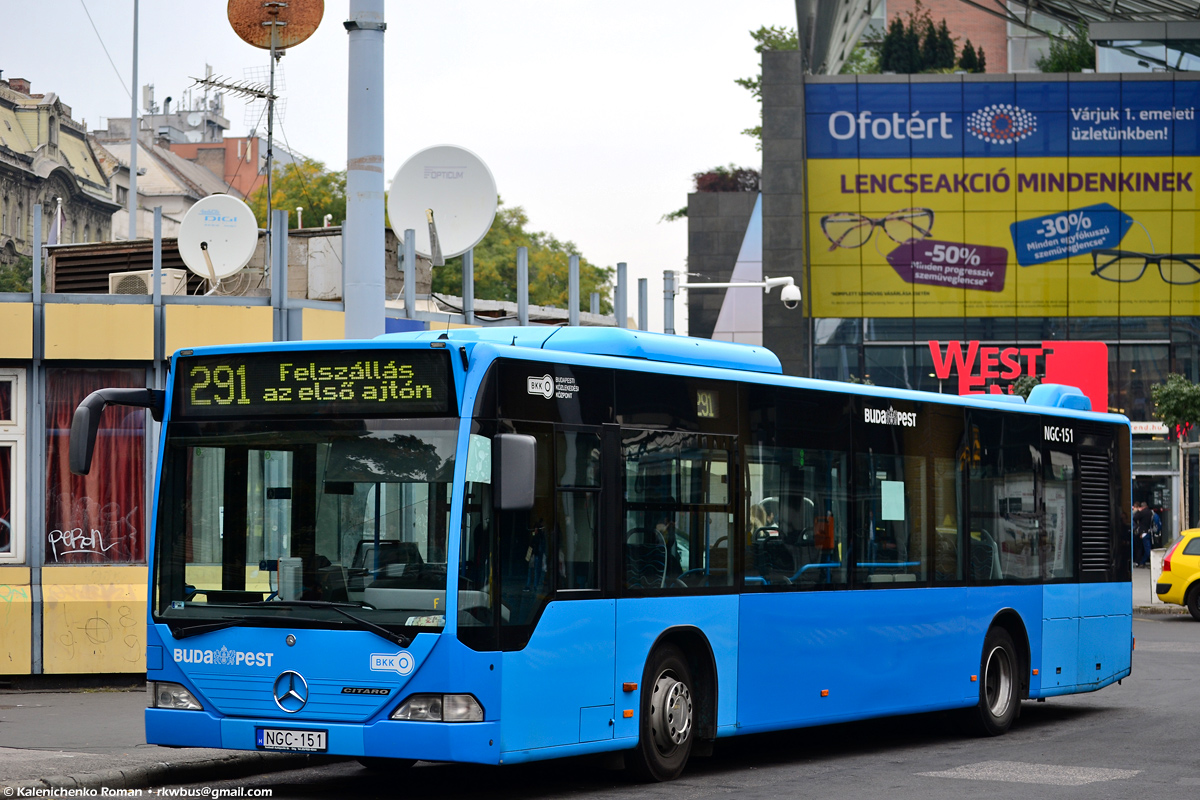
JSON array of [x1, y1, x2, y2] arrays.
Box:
[[108, 268, 189, 296]]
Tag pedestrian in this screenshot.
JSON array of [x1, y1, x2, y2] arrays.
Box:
[[1132, 500, 1153, 567]]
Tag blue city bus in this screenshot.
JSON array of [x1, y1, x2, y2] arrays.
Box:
[[71, 327, 1132, 781]]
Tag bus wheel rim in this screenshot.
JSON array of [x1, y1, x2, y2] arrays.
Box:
[[650, 671, 692, 753], [984, 645, 1012, 718]]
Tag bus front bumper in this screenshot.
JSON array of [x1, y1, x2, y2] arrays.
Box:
[[146, 709, 501, 764]]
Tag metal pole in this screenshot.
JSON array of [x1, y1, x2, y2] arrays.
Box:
[[462, 248, 475, 326], [128, 0, 139, 240], [568, 254, 580, 326], [152, 207, 162, 361], [615, 262, 627, 328], [638, 278, 648, 331], [403, 228, 416, 320], [590, 292, 599, 316], [272, 209, 289, 341], [343, 0, 386, 339], [517, 246, 529, 326], [663, 269, 675, 335], [267, 37, 276, 250]]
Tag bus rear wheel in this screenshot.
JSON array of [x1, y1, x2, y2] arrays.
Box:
[[967, 627, 1019, 736], [628, 644, 694, 782]]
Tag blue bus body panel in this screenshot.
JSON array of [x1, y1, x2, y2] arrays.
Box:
[[738, 586, 1038, 733], [500, 599, 616, 754], [1041, 584, 1080, 690]]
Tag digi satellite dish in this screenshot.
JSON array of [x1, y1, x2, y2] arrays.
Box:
[[228, 0, 324, 50], [387, 145, 498, 260], [178, 194, 259, 283]]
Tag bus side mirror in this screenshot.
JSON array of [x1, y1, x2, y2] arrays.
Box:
[[493, 433, 536, 511], [70, 388, 165, 476]]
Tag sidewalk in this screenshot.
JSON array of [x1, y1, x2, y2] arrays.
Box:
[[1132, 546, 1187, 614], [0, 687, 335, 791]]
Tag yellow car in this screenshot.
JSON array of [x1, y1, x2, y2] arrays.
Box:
[[1156, 528, 1200, 620]]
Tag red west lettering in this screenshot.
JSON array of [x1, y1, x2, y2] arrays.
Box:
[[999, 348, 1021, 379], [928, 340, 979, 380], [980, 347, 999, 379], [1019, 348, 1044, 377]]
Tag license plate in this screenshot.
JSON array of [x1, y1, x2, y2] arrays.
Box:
[[256, 727, 328, 752]]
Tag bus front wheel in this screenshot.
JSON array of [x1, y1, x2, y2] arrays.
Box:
[[628, 644, 694, 782], [968, 627, 1019, 736]]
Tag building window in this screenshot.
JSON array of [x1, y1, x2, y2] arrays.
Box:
[[45, 368, 146, 564], [0, 369, 26, 564]]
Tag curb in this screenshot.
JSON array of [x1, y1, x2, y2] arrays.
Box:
[[1, 751, 346, 793], [1134, 604, 1189, 615]]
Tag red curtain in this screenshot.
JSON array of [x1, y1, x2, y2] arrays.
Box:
[[0, 445, 11, 554], [45, 368, 146, 564]]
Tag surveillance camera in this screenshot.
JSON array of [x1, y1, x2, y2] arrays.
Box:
[[780, 283, 801, 310]]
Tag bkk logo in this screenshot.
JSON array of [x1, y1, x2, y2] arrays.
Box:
[[527, 375, 554, 399], [966, 104, 1038, 145]]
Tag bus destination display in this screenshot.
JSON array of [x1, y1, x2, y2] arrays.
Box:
[[176, 351, 452, 418]]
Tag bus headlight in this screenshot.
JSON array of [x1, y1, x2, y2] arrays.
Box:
[[149, 681, 203, 711], [391, 694, 483, 722]]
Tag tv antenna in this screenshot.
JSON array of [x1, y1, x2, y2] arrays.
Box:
[[178, 195, 260, 293], [387, 145, 498, 267]]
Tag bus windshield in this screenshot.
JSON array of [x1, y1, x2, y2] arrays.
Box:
[[153, 417, 458, 637]]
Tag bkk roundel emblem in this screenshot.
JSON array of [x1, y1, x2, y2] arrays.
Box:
[[966, 104, 1037, 144]]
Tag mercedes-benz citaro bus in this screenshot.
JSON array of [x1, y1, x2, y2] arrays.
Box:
[[69, 327, 1133, 782]]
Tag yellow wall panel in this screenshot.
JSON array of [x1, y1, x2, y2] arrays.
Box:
[[44, 304, 153, 360], [301, 308, 346, 341], [0, 568, 32, 674], [0, 303, 33, 359], [165, 305, 273, 355], [41, 566, 147, 674]]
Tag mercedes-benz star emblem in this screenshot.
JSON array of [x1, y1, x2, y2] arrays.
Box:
[[272, 671, 308, 713]]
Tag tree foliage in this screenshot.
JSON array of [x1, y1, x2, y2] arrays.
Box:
[[734, 25, 799, 149], [662, 165, 760, 222], [1036, 22, 1096, 73], [877, 2, 981, 74], [1151, 374, 1200, 438], [432, 201, 614, 314], [0, 255, 41, 292], [838, 43, 880, 75], [248, 157, 347, 229], [1010, 375, 1041, 399]]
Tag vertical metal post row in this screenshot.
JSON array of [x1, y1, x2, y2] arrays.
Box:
[[590, 292, 599, 316], [615, 262, 627, 328], [568, 255, 580, 327], [29, 206, 44, 673], [663, 269, 675, 335], [462, 248, 475, 326], [403, 229, 416, 320], [638, 278, 648, 331], [343, 0, 387, 339], [517, 246, 529, 326], [271, 209, 289, 341]]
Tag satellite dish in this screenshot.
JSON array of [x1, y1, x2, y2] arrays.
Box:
[[227, 0, 323, 50], [186, 112, 203, 128], [185, 130, 203, 144], [178, 195, 258, 283], [387, 145, 498, 260]]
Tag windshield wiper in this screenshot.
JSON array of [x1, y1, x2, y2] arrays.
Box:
[[169, 618, 249, 640], [242, 600, 411, 648]]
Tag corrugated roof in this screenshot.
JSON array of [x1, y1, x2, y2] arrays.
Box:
[[99, 139, 238, 200]]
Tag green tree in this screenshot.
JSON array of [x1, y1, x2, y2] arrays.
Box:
[[248, 157, 347, 230], [734, 25, 799, 149], [1151, 374, 1200, 438], [838, 43, 880, 75], [878, 2, 963, 74], [935, 20, 957, 69], [432, 201, 614, 314], [1010, 375, 1041, 400], [958, 39, 979, 72], [1036, 22, 1095, 72], [0, 255, 41, 292]]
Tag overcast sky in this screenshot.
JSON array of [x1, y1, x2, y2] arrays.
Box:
[[7, 0, 795, 332]]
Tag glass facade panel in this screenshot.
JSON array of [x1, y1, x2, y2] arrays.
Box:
[[864, 346, 918, 390], [814, 345, 858, 382], [963, 317, 1016, 343], [1123, 344, 1170, 422], [864, 319, 914, 342], [814, 318, 861, 345]]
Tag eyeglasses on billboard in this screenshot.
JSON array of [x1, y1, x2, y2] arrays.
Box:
[[820, 208, 934, 251], [1090, 250, 1200, 285]]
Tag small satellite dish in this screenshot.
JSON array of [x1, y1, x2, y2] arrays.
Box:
[[387, 145, 498, 260], [185, 130, 203, 144], [178, 195, 258, 283], [228, 0, 324, 50]]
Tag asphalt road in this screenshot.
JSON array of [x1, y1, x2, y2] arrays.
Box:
[[169, 614, 1200, 800]]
